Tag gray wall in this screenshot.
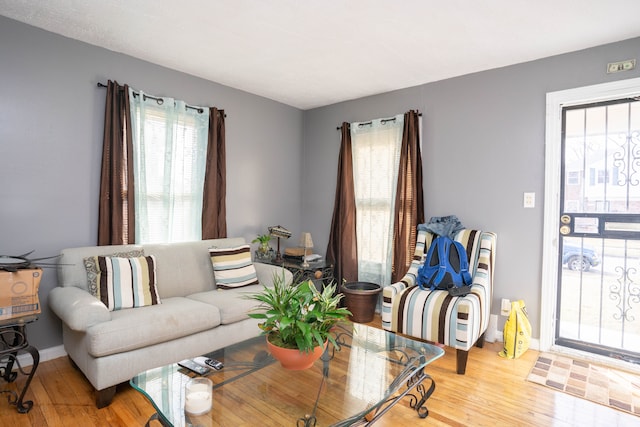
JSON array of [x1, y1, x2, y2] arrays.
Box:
[[302, 36, 640, 338], [3, 14, 640, 351], [0, 16, 304, 350]]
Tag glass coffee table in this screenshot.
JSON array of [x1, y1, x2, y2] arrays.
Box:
[[131, 322, 444, 426]]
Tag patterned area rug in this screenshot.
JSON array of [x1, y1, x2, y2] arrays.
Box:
[[527, 353, 640, 416]]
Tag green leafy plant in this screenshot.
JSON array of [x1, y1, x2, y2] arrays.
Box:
[[246, 270, 351, 353], [251, 234, 271, 245]]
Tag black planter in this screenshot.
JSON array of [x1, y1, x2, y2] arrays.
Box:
[[341, 282, 382, 323]]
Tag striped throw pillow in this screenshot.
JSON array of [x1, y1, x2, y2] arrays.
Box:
[[96, 255, 161, 311], [83, 250, 145, 297], [209, 245, 259, 289]]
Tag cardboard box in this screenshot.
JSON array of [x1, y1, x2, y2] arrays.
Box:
[[0, 268, 42, 320]]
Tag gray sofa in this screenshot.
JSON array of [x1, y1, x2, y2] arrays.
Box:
[[49, 237, 290, 407]]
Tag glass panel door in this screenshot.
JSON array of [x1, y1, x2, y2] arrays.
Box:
[[557, 98, 640, 363]]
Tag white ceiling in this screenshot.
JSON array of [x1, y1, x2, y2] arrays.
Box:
[[2, 0, 640, 110]]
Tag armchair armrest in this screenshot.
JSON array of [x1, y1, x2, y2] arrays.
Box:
[[49, 286, 111, 331]]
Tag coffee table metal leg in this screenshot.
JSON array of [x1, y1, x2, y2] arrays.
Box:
[[297, 413, 318, 427], [146, 412, 171, 427], [353, 369, 436, 425], [297, 353, 329, 427], [406, 370, 436, 418], [296, 338, 336, 426]]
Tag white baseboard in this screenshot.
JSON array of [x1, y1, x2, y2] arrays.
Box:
[[15, 344, 67, 367]]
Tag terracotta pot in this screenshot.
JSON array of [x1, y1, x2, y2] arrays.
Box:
[[266, 336, 327, 370]]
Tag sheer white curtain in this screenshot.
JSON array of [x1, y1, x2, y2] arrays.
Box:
[[351, 114, 404, 286], [129, 89, 210, 243]]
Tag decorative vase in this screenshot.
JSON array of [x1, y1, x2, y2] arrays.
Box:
[[258, 242, 270, 255], [266, 336, 327, 370], [255, 246, 274, 261]]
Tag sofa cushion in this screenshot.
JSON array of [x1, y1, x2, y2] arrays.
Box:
[[187, 284, 264, 325], [86, 297, 221, 357], [83, 250, 145, 297], [208, 245, 259, 289], [95, 255, 161, 311]]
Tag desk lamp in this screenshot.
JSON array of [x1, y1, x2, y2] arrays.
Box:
[[268, 225, 291, 263]]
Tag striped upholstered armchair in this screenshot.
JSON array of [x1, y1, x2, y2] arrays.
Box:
[[382, 226, 496, 374]]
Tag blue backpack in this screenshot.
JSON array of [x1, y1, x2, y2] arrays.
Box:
[[417, 236, 473, 296]]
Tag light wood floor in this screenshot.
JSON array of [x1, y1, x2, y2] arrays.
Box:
[[2, 319, 638, 426]]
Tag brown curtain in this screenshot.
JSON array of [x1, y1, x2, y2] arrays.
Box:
[[202, 107, 227, 238], [391, 110, 425, 282], [325, 123, 358, 284], [97, 80, 135, 245]]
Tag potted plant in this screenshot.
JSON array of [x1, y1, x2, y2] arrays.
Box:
[[252, 233, 272, 260], [246, 271, 351, 369]]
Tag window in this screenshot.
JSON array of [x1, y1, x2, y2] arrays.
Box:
[[566, 171, 580, 185], [351, 115, 404, 286], [597, 169, 608, 184], [129, 90, 210, 243]]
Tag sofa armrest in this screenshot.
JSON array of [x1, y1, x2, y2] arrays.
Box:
[[49, 286, 111, 331], [254, 262, 293, 287]]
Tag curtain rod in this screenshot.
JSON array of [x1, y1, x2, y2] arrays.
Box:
[[335, 112, 421, 130], [97, 82, 224, 116]]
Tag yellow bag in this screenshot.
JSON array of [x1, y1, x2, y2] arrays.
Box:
[[499, 300, 531, 359]]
